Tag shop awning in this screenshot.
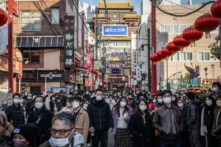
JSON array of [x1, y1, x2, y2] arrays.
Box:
[[74, 64, 89, 72]]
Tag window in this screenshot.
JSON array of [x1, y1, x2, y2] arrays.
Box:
[[51, 8, 59, 24], [169, 52, 192, 61], [20, 11, 41, 31], [160, 24, 191, 34], [23, 50, 40, 63], [198, 52, 217, 61]]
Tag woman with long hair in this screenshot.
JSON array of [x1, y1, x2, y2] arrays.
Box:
[[212, 96, 221, 146], [128, 98, 154, 147], [112, 97, 133, 147]]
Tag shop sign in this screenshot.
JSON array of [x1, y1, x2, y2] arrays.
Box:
[[64, 15, 75, 68]]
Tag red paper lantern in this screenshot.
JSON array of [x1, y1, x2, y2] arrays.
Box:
[[150, 54, 162, 64], [182, 26, 203, 46], [173, 35, 191, 51], [194, 13, 220, 38], [161, 48, 173, 57], [166, 42, 180, 53], [157, 51, 167, 59], [211, 0, 221, 18], [0, 8, 8, 27]]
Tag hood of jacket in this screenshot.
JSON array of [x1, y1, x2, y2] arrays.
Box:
[[91, 97, 105, 106]]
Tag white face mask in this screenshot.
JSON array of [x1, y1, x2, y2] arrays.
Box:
[[153, 100, 156, 103], [158, 99, 163, 103], [13, 99, 20, 104], [178, 103, 184, 108], [35, 102, 43, 109], [27, 96, 32, 99], [52, 98, 56, 101], [206, 100, 212, 106], [213, 87, 218, 92], [139, 105, 147, 111], [163, 97, 171, 104], [96, 96, 102, 101], [72, 102, 80, 108], [217, 101, 221, 107], [49, 129, 74, 147], [172, 98, 176, 101], [120, 102, 126, 107], [83, 104, 88, 109]]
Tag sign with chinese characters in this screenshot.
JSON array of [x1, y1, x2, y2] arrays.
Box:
[[64, 15, 75, 68], [112, 68, 120, 74], [136, 66, 141, 81], [102, 25, 128, 36], [51, 87, 67, 93], [85, 52, 93, 69]]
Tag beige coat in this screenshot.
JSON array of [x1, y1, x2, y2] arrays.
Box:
[[75, 108, 89, 144]]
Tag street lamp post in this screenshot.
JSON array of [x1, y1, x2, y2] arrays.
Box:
[[204, 67, 208, 79], [211, 64, 215, 79]]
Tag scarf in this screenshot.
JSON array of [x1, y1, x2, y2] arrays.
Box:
[[34, 105, 47, 120], [204, 105, 214, 133]]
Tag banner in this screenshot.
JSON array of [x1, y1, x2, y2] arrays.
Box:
[[0, 25, 8, 54], [102, 25, 128, 36], [136, 66, 141, 81]]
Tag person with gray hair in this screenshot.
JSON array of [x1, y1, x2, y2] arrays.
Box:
[[39, 111, 84, 147]]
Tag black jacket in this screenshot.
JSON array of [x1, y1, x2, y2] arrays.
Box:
[[187, 99, 200, 130], [87, 97, 113, 131], [83, 94, 91, 102], [128, 113, 154, 147], [27, 108, 54, 145], [25, 100, 35, 116], [212, 107, 221, 138], [5, 104, 24, 127]]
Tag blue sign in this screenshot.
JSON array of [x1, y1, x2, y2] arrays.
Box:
[[51, 87, 67, 93], [112, 68, 120, 74], [103, 25, 127, 36]]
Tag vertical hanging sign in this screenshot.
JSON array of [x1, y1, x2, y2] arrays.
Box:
[[64, 15, 75, 68], [136, 66, 141, 81]]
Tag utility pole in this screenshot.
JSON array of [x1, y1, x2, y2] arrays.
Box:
[[82, 13, 85, 91], [147, 28, 151, 92], [8, 0, 13, 94], [95, 8, 98, 60], [151, 4, 157, 94]]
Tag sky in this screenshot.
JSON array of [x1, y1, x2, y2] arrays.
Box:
[[79, 0, 210, 13]]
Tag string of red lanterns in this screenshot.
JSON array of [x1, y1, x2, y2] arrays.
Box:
[[150, 1, 221, 65]]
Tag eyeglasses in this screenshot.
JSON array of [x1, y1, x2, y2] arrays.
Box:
[[49, 128, 73, 135]]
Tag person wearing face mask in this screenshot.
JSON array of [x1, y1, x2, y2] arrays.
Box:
[[185, 92, 201, 147], [155, 94, 164, 108], [128, 99, 154, 147], [70, 96, 89, 145], [200, 96, 216, 147], [171, 95, 178, 107], [25, 92, 36, 116], [212, 96, 221, 146], [83, 91, 91, 103], [27, 96, 54, 145], [40, 112, 84, 147], [112, 97, 133, 147], [87, 89, 113, 147], [60, 97, 73, 113], [177, 99, 190, 147], [12, 123, 38, 147], [211, 82, 221, 98], [5, 93, 25, 128], [153, 90, 183, 147]]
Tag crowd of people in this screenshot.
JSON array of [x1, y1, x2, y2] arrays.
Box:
[[0, 81, 221, 147]]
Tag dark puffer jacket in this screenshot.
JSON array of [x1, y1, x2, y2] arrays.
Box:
[[87, 97, 113, 131], [5, 104, 25, 127], [187, 99, 200, 130]]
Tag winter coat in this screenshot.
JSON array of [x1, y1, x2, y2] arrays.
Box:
[[87, 97, 113, 131], [27, 108, 54, 145], [187, 99, 200, 130], [74, 108, 89, 144], [112, 106, 133, 135], [153, 105, 183, 139], [83, 94, 91, 102], [212, 107, 221, 138], [25, 100, 35, 116], [5, 104, 25, 127], [39, 132, 84, 147], [128, 113, 154, 147]]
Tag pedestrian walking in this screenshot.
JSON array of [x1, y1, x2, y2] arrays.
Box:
[[212, 96, 221, 146]]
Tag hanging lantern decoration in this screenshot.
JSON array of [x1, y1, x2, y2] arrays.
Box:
[[0, 8, 8, 27], [182, 26, 203, 46], [173, 35, 191, 51], [166, 42, 181, 54], [161, 48, 173, 58], [211, 0, 221, 18], [150, 54, 161, 65], [194, 13, 220, 38], [157, 51, 167, 59]]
